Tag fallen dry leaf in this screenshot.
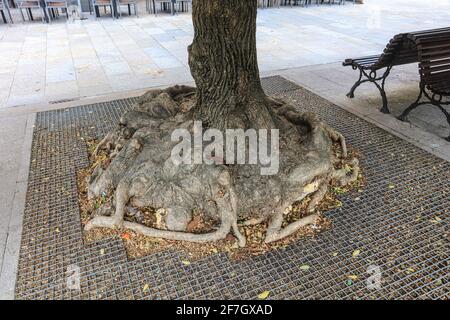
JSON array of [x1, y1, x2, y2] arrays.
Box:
[[121, 233, 131, 240], [186, 215, 203, 232], [406, 268, 415, 273], [352, 249, 361, 257], [299, 265, 310, 271], [258, 290, 270, 300], [303, 181, 319, 193]]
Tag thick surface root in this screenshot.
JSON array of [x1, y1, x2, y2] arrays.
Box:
[[82, 86, 361, 249]]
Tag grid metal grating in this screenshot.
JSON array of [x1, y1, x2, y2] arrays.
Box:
[[15, 76, 449, 300]]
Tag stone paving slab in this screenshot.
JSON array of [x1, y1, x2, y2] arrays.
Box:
[[0, 112, 35, 300], [13, 76, 449, 300]]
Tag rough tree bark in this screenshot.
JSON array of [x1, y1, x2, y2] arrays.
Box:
[[84, 0, 360, 247], [189, 0, 274, 130]]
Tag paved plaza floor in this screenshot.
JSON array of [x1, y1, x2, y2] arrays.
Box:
[[0, 0, 449, 109], [0, 0, 449, 299]]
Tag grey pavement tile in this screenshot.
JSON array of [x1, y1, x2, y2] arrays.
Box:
[[0, 224, 23, 300], [151, 33, 176, 43], [108, 73, 143, 91], [130, 63, 162, 77], [15, 65, 46, 78], [143, 27, 167, 35], [76, 67, 109, 83], [79, 84, 114, 97], [124, 53, 155, 66], [10, 76, 46, 96], [135, 37, 160, 48], [102, 61, 133, 76], [46, 68, 77, 83], [0, 114, 27, 294], [143, 45, 172, 58], [152, 55, 183, 69], [45, 81, 79, 102], [6, 182, 26, 233], [73, 58, 102, 69], [6, 94, 46, 108], [0, 232, 6, 269]]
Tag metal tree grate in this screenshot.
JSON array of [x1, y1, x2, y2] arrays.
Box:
[[15, 76, 449, 300]]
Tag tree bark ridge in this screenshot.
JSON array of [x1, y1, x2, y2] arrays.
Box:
[[189, 0, 274, 130]]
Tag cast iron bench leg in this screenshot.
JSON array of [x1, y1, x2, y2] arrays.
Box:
[[374, 67, 391, 114], [347, 65, 392, 114], [429, 101, 450, 142], [397, 84, 424, 122], [347, 68, 370, 98], [398, 84, 450, 141], [425, 101, 450, 142]]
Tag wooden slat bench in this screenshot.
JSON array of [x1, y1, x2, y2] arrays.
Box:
[[343, 32, 418, 113], [344, 27, 450, 140], [397, 28, 450, 141]]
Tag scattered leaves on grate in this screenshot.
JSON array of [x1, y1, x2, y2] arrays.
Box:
[[15, 76, 450, 300]]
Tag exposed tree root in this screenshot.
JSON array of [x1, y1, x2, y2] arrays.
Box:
[[83, 86, 360, 247]]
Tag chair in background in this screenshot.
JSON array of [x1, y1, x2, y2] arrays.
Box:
[[147, 0, 173, 15], [0, 0, 13, 23], [15, 0, 46, 22], [258, 0, 281, 8], [272, 0, 282, 7], [145, 0, 151, 13], [44, 0, 69, 21], [282, 0, 308, 6], [148, 0, 191, 16], [322, 0, 346, 4], [91, 0, 114, 18], [117, 0, 138, 17], [176, 0, 190, 12], [281, 0, 324, 5]]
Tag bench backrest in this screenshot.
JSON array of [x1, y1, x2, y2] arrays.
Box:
[[407, 27, 450, 87], [369, 27, 450, 71], [370, 33, 417, 69]]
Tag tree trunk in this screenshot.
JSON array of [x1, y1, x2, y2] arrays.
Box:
[[83, 0, 360, 248], [188, 0, 275, 130]]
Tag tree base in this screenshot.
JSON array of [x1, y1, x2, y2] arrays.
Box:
[[80, 86, 361, 250]]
